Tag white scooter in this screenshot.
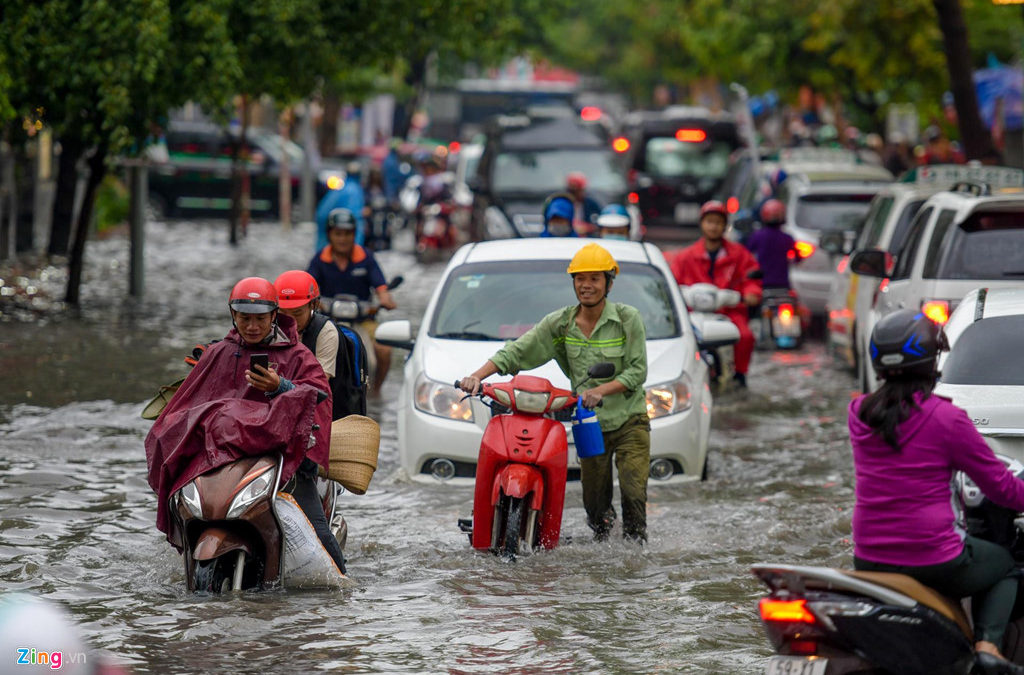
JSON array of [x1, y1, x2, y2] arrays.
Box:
[[680, 283, 742, 386]]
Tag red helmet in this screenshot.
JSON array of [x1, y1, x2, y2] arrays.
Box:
[[274, 270, 320, 309], [760, 199, 786, 225], [699, 200, 728, 220], [228, 277, 278, 314], [566, 172, 587, 191]]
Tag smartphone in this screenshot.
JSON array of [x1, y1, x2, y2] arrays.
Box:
[[249, 353, 269, 373]]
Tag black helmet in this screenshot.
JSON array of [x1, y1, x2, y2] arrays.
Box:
[[327, 208, 357, 231], [869, 309, 940, 379]]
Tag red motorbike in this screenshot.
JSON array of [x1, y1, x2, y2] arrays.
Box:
[[455, 363, 613, 560]]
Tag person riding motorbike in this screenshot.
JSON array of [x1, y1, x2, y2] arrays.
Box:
[[540, 194, 578, 238], [596, 204, 632, 241], [850, 309, 1024, 664], [566, 172, 602, 231], [144, 277, 346, 573], [307, 208, 397, 396], [743, 199, 796, 290], [458, 243, 651, 542], [670, 200, 761, 387], [315, 160, 366, 251]]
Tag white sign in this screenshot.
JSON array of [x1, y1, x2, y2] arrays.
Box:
[[914, 164, 1024, 188]]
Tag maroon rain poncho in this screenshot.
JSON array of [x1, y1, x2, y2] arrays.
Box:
[[145, 314, 331, 546]]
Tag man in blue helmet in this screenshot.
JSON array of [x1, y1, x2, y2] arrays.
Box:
[[541, 194, 578, 238], [596, 204, 632, 240]]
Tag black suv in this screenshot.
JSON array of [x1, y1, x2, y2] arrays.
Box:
[[615, 106, 742, 235], [469, 110, 627, 239]]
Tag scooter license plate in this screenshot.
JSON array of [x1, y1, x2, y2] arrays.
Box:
[[765, 656, 827, 675]]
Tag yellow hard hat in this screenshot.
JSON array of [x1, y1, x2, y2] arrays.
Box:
[[567, 242, 619, 277]]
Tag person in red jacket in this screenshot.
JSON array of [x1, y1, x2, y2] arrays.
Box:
[[670, 200, 762, 387]]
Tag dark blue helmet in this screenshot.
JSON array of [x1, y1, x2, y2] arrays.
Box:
[[869, 309, 940, 379]]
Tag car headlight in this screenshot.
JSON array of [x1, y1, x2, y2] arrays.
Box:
[[226, 467, 275, 519], [645, 374, 693, 418], [318, 170, 344, 191], [484, 206, 515, 239], [415, 373, 474, 422], [179, 480, 203, 518]]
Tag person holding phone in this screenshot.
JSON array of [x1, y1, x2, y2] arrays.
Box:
[[145, 277, 346, 573]]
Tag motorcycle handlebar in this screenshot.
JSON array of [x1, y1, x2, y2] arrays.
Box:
[[453, 381, 602, 408]]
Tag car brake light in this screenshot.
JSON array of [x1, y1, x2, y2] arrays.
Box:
[[726, 196, 739, 214], [613, 136, 630, 153], [675, 128, 707, 143], [628, 192, 640, 204], [759, 598, 817, 624], [921, 300, 950, 324], [581, 106, 602, 122]]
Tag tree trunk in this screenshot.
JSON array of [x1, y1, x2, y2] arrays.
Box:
[[395, 55, 429, 140], [48, 135, 84, 256], [320, 93, 340, 157], [933, 0, 994, 160], [228, 96, 251, 246], [65, 142, 107, 306]]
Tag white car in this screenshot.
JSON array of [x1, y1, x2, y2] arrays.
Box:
[[851, 175, 1024, 391], [376, 238, 731, 485], [935, 287, 1024, 464]]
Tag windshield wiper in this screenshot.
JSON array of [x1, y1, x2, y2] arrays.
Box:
[[433, 331, 498, 341]]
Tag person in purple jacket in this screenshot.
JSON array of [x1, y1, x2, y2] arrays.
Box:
[[743, 199, 795, 289], [850, 309, 1024, 663]]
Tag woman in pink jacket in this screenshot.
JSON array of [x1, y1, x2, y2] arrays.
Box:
[[850, 309, 1024, 662]]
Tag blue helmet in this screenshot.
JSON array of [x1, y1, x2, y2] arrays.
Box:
[[544, 196, 575, 225], [597, 204, 630, 229]]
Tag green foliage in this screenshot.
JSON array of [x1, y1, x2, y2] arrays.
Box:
[[92, 173, 130, 233]]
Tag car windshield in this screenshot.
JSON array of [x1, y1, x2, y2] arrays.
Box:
[[430, 260, 680, 340], [492, 150, 626, 193], [643, 138, 732, 179], [929, 211, 1024, 279], [942, 316, 1024, 385], [793, 194, 876, 232]]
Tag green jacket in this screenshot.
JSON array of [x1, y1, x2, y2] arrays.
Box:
[[489, 301, 648, 432]]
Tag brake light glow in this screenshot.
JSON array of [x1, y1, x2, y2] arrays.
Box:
[[726, 197, 739, 214], [921, 300, 950, 324], [759, 598, 817, 624], [628, 192, 640, 204], [613, 136, 631, 153], [793, 241, 816, 260], [837, 255, 849, 273], [581, 106, 602, 122], [675, 128, 707, 143], [778, 304, 794, 323], [448, 141, 461, 153]]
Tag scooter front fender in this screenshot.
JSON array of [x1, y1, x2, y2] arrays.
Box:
[[192, 526, 253, 561], [491, 463, 544, 512]]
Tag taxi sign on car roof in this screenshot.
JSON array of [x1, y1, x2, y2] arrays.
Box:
[[775, 147, 859, 164], [900, 164, 1024, 188]]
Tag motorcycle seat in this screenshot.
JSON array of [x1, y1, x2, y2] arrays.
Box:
[[844, 570, 972, 638]]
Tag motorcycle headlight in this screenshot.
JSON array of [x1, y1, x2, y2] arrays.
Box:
[[513, 389, 550, 414], [415, 373, 474, 422], [318, 170, 344, 191], [645, 374, 693, 419], [484, 206, 515, 239], [330, 299, 360, 320], [179, 480, 203, 518], [226, 467, 275, 519]]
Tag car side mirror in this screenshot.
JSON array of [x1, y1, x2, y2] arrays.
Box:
[[587, 362, 615, 379], [375, 320, 415, 351], [698, 319, 740, 349], [848, 249, 893, 278]]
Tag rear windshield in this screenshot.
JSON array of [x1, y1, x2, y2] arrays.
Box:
[[793, 194, 876, 232], [942, 316, 1024, 385], [643, 137, 733, 180], [493, 149, 625, 193], [926, 210, 1024, 280], [430, 260, 680, 340]]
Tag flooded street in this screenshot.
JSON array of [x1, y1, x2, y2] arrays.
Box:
[[0, 221, 858, 673]]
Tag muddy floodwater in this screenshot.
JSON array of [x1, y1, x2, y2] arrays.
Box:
[[0, 221, 858, 673]]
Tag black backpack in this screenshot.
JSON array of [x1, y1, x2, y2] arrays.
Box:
[[303, 313, 368, 419]]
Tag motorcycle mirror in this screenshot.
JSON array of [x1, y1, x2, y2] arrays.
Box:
[[387, 275, 404, 291], [587, 362, 615, 379]]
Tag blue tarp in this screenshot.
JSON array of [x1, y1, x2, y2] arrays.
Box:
[[974, 65, 1024, 132]]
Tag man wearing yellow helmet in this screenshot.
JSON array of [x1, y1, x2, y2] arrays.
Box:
[[459, 243, 651, 542]]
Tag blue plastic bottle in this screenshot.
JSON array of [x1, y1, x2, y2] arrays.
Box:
[[572, 398, 605, 458]]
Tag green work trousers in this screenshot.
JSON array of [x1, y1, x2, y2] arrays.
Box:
[[854, 536, 1018, 645], [580, 413, 651, 541]]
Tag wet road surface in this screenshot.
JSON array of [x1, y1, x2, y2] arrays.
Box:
[[0, 221, 858, 673]]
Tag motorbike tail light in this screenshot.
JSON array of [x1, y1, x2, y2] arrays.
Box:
[[613, 136, 631, 153], [921, 299, 950, 324], [726, 196, 739, 214], [448, 141, 461, 153], [759, 598, 817, 624], [778, 304, 795, 322], [675, 128, 707, 142], [628, 192, 639, 204], [793, 241, 816, 260]]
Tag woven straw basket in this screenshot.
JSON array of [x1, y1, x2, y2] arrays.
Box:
[[325, 415, 381, 494]]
